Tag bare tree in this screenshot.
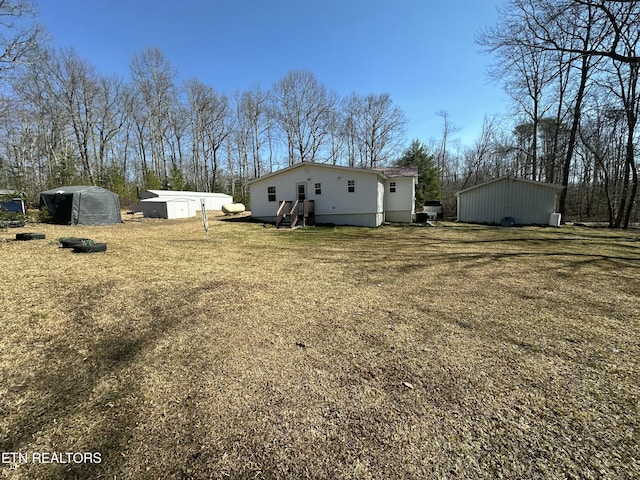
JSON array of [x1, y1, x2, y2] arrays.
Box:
[[166, 102, 189, 189], [235, 86, 270, 178], [460, 115, 501, 189], [609, 50, 639, 227], [0, 1, 50, 192], [341, 95, 360, 167], [0, 0, 41, 78], [93, 74, 130, 184], [204, 90, 231, 192], [478, 0, 639, 226], [435, 110, 459, 184], [129, 47, 178, 186], [479, 8, 558, 180], [186, 78, 213, 190], [522, 0, 640, 65], [272, 70, 337, 164], [325, 107, 345, 166], [231, 89, 250, 186], [10, 50, 66, 191], [357, 93, 406, 168], [343, 92, 406, 168], [579, 104, 628, 226], [185, 78, 231, 191], [548, 0, 639, 227], [43, 48, 100, 184]]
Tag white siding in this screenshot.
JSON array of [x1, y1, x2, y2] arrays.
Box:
[[140, 197, 197, 219], [168, 199, 197, 218], [457, 177, 561, 225], [249, 164, 385, 226], [140, 190, 232, 211], [383, 177, 415, 223]]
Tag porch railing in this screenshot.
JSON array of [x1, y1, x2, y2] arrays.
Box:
[[290, 200, 299, 228], [275, 201, 291, 229], [275, 199, 314, 228]]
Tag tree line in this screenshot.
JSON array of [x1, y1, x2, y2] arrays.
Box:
[[0, 0, 638, 227], [0, 39, 408, 206], [471, 0, 639, 228]]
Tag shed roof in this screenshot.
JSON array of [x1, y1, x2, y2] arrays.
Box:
[[140, 196, 198, 203], [457, 176, 564, 196], [143, 190, 231, 197]]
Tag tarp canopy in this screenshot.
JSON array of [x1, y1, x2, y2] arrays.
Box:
[[40, 186, 121, 225]]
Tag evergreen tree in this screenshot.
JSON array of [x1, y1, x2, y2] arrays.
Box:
[[167, 164, 186, 191], [47, 151, 80, 188], [98, 165, 136, 206], [396, 139, 441, 208], [142, 167, 162, 190]]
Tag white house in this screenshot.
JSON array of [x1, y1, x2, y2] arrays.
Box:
[[456, 176, 564, 225], [139, 190, 233, 211], [247, 162, 417, 227], [139, 197, 197, 219], [374, 166, 418, 223]]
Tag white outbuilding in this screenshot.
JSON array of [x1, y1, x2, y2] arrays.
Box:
[[138, 190, 233, 211], [456, 176, 564, 226], [139, 197, 197, 219], [247, 162, 417, 227]]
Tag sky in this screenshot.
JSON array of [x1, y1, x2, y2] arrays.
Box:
[[34, 0, 509, 148]]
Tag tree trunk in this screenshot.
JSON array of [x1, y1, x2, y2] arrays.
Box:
[[559, 53, 590, 219]]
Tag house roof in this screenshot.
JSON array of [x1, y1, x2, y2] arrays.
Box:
[[246, 162, 416, 184], [456, 176, 565, 196], [372, 166, 418, 178]]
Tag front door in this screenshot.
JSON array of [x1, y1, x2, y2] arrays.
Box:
[[296, 183, 306, 201]]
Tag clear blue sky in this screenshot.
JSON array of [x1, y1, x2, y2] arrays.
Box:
[[34, 0, 508, 148]]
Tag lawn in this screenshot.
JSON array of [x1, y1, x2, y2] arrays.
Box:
[[1, 215, 638, 479]]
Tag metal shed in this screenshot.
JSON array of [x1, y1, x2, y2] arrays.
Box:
[[138, 190, 232, 211], [456, 176, 564, 226], [139, 197, 197, 219]]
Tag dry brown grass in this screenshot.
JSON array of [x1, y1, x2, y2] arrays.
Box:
[[1, 214, 638, 479]]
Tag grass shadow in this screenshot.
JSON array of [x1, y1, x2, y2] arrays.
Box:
[[0, 280, 227, 479]]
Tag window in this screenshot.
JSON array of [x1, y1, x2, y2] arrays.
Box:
[[267, 186, 276, 202], [315, 183, 322, 195], [390, 181, 396, 193], [347, 180, 355, 193]]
